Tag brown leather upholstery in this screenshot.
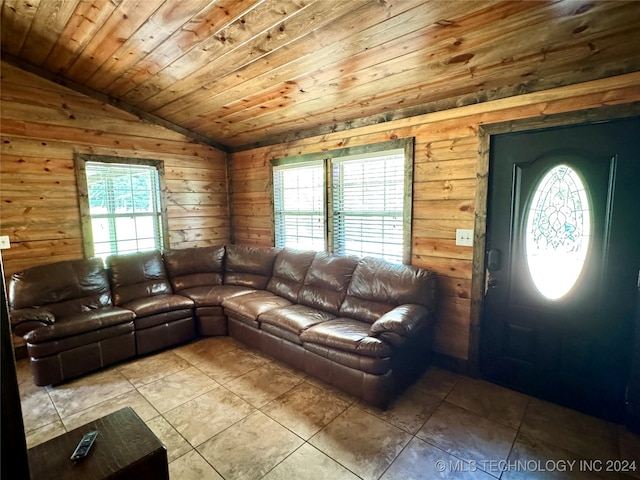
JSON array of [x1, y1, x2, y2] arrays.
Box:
[[224, 244, 280, 289], [164, 245, 225, 292], [8, 258, 136, 386], [164, 246, 254, 335], [297, 252, 359, 315], [10, 245, 437, 408], [340, 256, 437, 323], [107, 251, 196, 355], [266, 248, 316, 301]]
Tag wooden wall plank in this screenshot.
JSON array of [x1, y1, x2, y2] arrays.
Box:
[[229, 72, 640, 364], [0, 60, 229, 280]]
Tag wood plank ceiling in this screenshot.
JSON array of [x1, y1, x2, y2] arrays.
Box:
[[2, 0, 640, 151]]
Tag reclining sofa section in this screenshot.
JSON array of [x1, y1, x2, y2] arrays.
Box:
[[9, 244, 437, 409]]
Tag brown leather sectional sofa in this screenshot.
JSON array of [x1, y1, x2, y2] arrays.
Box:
[[9, 244, 437, 408]]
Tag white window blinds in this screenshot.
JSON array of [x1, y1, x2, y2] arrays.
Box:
[[332, 149, 405, 263], [86, 162, 164, 259], [273, 160, 326, 250]]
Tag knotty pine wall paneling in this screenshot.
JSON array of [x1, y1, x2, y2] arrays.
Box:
[[229, 72, 640, 367], [0, 61, 230, 279]]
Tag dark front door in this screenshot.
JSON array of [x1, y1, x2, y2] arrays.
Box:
[[481, 117, 640, 421]]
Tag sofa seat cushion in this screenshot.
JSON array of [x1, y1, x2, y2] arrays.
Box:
[[24, 307, 135, 344], [259, 304, 336, 336], [222, 291, 293, 322], [121, 294, 194, 317], [300, 318, 392, 358], [304, 342, 391, 375], [180, 285, 256, 307]]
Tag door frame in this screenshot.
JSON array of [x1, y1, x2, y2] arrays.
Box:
[[468, 102, 640, 376]]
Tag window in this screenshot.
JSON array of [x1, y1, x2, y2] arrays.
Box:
[[525, 164, 591, 300], [272, 139, 413, 264], [273, 160, 326, 250], [75, 155, 168, 260]]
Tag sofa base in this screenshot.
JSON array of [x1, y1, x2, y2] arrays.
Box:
[[136, 317, 196, 355], [228, 317, 396, 409], [29, 331, 136, 386]]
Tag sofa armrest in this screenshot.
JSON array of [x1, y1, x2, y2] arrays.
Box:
[[370, 304, 429, 339], [10, 308, 55, 337]]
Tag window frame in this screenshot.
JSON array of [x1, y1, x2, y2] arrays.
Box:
[[271, 138, 414, 264], [75, 154, 170, 259]]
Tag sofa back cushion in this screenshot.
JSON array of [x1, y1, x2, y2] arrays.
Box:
[[266, 248, 317, 302], [298, 252, 359, 315], [340, 257, 437, 324], [107, 250, 172, 305], [8, 258, 112, 317], [164, 246, 225, 292], [224, 244, 280, 290]]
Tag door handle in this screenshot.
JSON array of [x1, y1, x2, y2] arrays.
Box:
[[487, 249, 501, 272]]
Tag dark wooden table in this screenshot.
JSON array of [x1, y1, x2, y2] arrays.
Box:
[[27, 407, 168, 480]]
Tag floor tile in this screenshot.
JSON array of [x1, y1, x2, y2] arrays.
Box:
[[224, 362, 304, 408], [145, 416, 193, 462], [446, 376, 530, 429], [173, 336, 239, 365], [137, 366, 218, 413], [19, 387, 59, 434], [61, 389, 159, 431], [381, 437, 497, 479], [262, 381, 351, 439], [360, 382, 442, 434], [520, 398, 619, 460], [417, 401, 517, 472], [118, 350, 191, 388], [169, 449, 224, 480], [503, 432, 609, 480], [164, 384, 255, 447], [46, 368, 134, 418], [412, 366, 461, 399], [196, 348, 267, 384], [310, 405, 411, 480], [198, 410, 303, 480], [263, 443, 360, 480], [619, 427, 640, 479]]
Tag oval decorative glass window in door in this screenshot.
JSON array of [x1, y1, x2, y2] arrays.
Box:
[[525, 164, 591, 300]]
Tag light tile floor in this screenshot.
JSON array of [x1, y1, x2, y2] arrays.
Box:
[[17, 336, 640, 479]]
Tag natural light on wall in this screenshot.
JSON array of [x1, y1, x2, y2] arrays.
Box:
[[525, 164, 591, 300]]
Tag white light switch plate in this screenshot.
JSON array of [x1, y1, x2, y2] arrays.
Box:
[[455, 229, 473, 247], [0, 235, 10, 249]]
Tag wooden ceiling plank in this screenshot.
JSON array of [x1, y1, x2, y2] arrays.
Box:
[[65, 0, 165, 84], [140, 0, 391, 114], [191, 1, 521, 129], [19, 0, 80, 66], [160, 0, 499, 124], [101, 0, 261, 96], [1, 0, 41, 56], [43, 0, 119, 74], [192, 2, 545, 135], [121, 0, 309, 106], [215, 2, 640, 145], [154, 0, 393, 120], [86, 0, 220, 92]]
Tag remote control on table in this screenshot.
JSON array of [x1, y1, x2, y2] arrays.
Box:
[[70, 430, 98, 461]]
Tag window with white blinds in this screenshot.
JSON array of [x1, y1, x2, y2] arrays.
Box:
[[332, 149, 405, 263], [82, 160, 166, 260], [272, 139, 413, 263], [273, 160, 326, 250]]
